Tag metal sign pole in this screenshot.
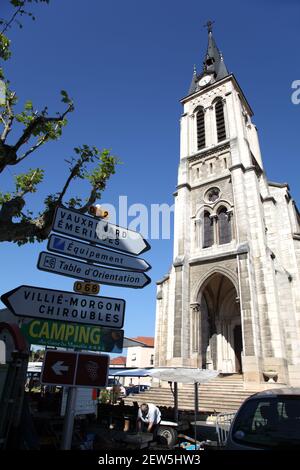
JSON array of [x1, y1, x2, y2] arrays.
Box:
[[60, 386, 77, 450], [194, 382, 199, 447], [173, 382, 178, 423]]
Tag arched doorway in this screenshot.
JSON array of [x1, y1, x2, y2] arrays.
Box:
[[198, 273, 243, 373]]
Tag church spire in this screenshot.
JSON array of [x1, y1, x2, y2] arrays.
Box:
[[203, 21, 229, 80], [187, 21, 229, 95], [188, 64, 197, 95]]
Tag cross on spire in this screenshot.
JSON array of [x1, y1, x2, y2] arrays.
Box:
[[204, 20, 215, 34]]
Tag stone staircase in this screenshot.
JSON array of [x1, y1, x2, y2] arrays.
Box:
[[124, 374, 259, 413]]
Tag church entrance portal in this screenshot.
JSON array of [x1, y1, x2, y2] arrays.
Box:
[[198, 273, 243, 374]]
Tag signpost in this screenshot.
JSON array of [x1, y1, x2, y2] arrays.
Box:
[[21, 320, 124, 352], [48, 234, 151, 272], [1, 203, 152, 450], [52, 206, 150, 255], [41, 350, 109, 388], [41, 351, 109, 450], [1, 285, 125, 329], [42, 348, 109, 449], [37, 251, 151, 288]]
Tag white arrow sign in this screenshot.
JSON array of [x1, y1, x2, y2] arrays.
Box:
[[1, 285, 125, 328], [37, 252, 151, 289], [52, 361, 69, 375], [52, 206, 150, 256], [47, 234, 151, 272]]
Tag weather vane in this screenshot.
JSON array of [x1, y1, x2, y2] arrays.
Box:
[[204, 20, 215, 33]]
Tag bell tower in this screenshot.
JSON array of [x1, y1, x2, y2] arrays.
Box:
[[155, 23, 300, 388]]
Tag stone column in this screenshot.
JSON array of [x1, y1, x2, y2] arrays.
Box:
[[190, 303, 201, 367]]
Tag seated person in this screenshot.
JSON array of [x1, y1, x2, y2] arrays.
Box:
[[260, 404, 280, 429]]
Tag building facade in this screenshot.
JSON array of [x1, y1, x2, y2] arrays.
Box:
[[126, 337, 155, 369], [154, 26, 300, 388]]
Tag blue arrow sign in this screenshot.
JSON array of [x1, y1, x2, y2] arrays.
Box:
[[47, 234, 151, 272]]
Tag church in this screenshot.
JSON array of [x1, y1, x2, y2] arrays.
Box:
[[154, 24, 300, 388]]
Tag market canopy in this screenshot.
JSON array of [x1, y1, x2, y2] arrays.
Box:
[[109, 368, 151, 377], [148, 368, 219, 384], [108, 367, 220, 382]]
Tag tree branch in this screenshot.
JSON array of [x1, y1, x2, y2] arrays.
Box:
[[16, 133, 49, 163], [1, 92, 16, 141], [13, 104, 72, 152], [0, 196, 25, 221], [57, 160, 82, 205], [0, 210, 54, 243], [78, 187, 98, 213], [0, 7, 22, 35], [0, 102, 73, 173]]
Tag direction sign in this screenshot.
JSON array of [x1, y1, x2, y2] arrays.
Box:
[[1, 285, 125, 328], [41, 350, 109, 388], [47, 234, 151, 272], [75, 354, 109, 387], [41, 351, 77, 386], [37, 252, 151, 289], [21, 320, 124, 352], [52, 206, 150, 255]]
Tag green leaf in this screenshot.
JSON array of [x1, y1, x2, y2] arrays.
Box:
[[14, 168, 44, 194]]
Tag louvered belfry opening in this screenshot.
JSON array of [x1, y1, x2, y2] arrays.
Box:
[[215, 99, 226, 142], [197, 107, 205, 150], [218, 207, 232, 244], [203, 211, 214, 248]]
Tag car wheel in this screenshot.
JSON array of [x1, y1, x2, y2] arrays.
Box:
[[157, 426, 177, 447]]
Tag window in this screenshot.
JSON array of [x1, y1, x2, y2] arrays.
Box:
[[203, 211, 214, 248], [218, 207, 232, 244], [196, 107, 205, 150], [150, 354, 154, 366], [215, 99, 226, 142], [230, 396, 300, 449], [206, 187, 220, 203]]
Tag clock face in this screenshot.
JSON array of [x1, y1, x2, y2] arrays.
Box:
[[198, 75, 212, 87]]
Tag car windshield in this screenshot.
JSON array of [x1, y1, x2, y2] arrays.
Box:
[[107, 378, 118, 386], [231, 396, 300, 449]]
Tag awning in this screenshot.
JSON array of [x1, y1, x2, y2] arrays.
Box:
[[109, 368, 151, 377], [148, 368, 219, 384]]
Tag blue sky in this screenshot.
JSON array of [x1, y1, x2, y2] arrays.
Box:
[[1, 0, 300, 344]]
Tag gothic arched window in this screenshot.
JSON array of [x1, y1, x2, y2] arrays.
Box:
[[218, 207, 232, 244], [203, 211, 214, 248], [196, 107, 205, 150], [215, 99, 226, 142]]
